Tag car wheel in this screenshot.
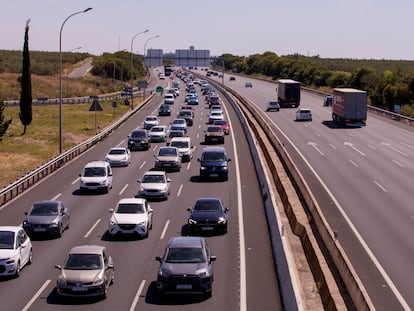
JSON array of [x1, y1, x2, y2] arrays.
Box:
[[56, 224, 63, 238], [28, 249, 33, 265], [14, 261, 21, 277]]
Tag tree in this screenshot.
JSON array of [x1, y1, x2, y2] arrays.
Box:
[[0, 99, 12, 141], [19, 19, 32, 135]]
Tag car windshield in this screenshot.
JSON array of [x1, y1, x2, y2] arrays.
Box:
[[131, 131, 145, 138], [116, 203, 144, 214], [108, 149, 126, 155], [207, 127, 222, 133], [151, 127, 164, 133], [210, 112, 222, 116], [64, 254, 102, 270], [83, 167, 106, 177], [202, 152, 226, 161], [30, 202, 58, 215], [169, 131, 184, 138], [159, 148, 177, 156], [142, 174, 165, 183], [146, 117, 157, 121], [165, 247, 206, 263], [173, 119, 185, 124], [171, 141, 189, 148], [0, 231, 14, 249], [214, 120, 226, 125], [194, 200, 222, 211]]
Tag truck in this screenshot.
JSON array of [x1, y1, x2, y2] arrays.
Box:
[[276, 79, 301, 108], [164, 65, 173, 76], [332, 88, 367, 126]]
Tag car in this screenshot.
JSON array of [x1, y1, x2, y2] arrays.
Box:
[[177, 110, 194, 126], [324, 95, 333, 106], [149, 125, 169, 142], [187, 197, 228, 234], [128, 129, 151, 150], [108, 198, 153, 238], [266, 101, 280, 112], [170, 118, 188, 134], [79, 161, 113, 193], [187, 96, 199, 105], [171, 87, 180, 96], [170, 137, 193, 162], [164, 93, 175, 105], [159, 73, 165, 79], [180, 105, 195, 117], [295, 108, 312, 121], [204, 126, 225, 144], [167, 88, 178, 97], [55, 245, 114, 298], [158, 104, 172, 116], [198, 146, 231, 180], [208, 111, 225, 124], [105, 147, 131, 167], [185, 93, 197, 103], [208, 95, 220, 107], [154, 146, 182, 171], [210, 104, 224, 114], [166, 129, 186, 145], [136, 170, 171, 200], [155, 236, 216, 297], [0, 226, 32, 277], [143, 115, 159, 130], [213, 119, 230, 135], [229, 76, 236, 81], [245, 81, 253, 87], [23, 200, 70, 238]]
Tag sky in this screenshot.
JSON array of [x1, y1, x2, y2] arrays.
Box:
[[1, 0, 414, 60]]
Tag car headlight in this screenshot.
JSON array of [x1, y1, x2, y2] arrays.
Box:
[[5, 258, 16, 265], [188, 218, 197, 224], [92, 278, 104, 286], [200, 166, 206, 171], [222, 166, 228, 170], [57, 275, 67, 285], [109, 220, 116, 226], [137, 221, 146, 226], [99, 180, 108, 185], [158, 269, 170, 278], [196, 270, 209, 278], [218, 217, 227, 224]]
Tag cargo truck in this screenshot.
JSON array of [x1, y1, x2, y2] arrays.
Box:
[[332, 88, 367, 126], [276, 79, 301, 108]]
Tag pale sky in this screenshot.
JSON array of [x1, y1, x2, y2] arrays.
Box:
[[2, 0, 414, 60]]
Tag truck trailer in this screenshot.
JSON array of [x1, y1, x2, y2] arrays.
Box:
[[332, 88, 367, 126], [276, 79, 301, 108]]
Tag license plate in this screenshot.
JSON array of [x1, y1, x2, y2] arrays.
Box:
[[176, 284, 192, 289], [210, 174, 218, 177], [202, 226, 214, 231], [34, 228, 46, 232], [163, 163, 171, 167], [72, 286, 87, 292]]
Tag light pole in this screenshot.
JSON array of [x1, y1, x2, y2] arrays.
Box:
[[66, 46, 82, 97], [59, 8, 92, 154], [143, 35, 159, 69], [130, 29, 149, 110]]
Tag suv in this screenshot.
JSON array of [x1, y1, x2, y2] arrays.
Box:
[[295, 108, 312, 121], [198, 147, 231, 180], [155, 236, 216, 297], [79, 161, 113, 193], [128, 129, 151, 150], [170, 137, 193, 162]]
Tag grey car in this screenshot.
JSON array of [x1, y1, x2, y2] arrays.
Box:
[[23, 200, 70, 238], [156, 236, 216, 297]]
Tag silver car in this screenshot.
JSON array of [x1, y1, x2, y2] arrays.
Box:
[[136, 171, 171, 200], [23, 200, 70, 238], [149, 125, 169, 142], [154, 146, 182, 171], [55, 245, 114, 298], [104, 147, 131, 167]]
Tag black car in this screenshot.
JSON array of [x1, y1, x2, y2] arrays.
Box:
[[128, 129, 151, 150], [198, 147, 231, 180], [158, 104, 172, 116], [155, 236, 216, 297], [23, 200, 70, 238], [187, 197, 228, 234]]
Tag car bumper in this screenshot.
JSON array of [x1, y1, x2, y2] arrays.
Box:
[[56, 282, 107, 297], [188, 223, 227, 234], [137, 190, 169, 199], [157, 276, 212, 295], [200, 168, 228, 179], [128, 142, 150, 150], [108, 224, 147, 236], [155, 162, 181, 170]]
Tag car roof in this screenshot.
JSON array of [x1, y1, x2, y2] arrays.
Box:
[[117, 197, 146, 205], [170, 137, 190, 142], [167, 236, 205, 248], [0, 226, 24, 233], [143, 170, 166, 176], [84, 160, 109, 168], [202, 146, 227, 153], [109, 147, 127, 151], [195, 197, 221, 203], [69, 245, 106, 255], [132, 129, 146, 133]]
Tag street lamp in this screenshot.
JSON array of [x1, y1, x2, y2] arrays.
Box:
[[143, 35, 160, 68], [59, 7, 92, 154], [67, 46, 82, 96], [130, 29, 149, 109]]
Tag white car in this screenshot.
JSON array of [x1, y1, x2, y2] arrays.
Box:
[[0, 226, 32, 277], [143, 115, 159, 130], [295, 108, 312, 121], [79, 161, 113, 193], [164, 93, 175, 105], [108, 198, 153, 238], [170, 137, 193, 162], [149, 125, 169, 142], [208, 111, 225, 124], [105, 147, 131, 167], [171, 118, 188, 134], [154, 146, 182, 171], [136, 171, 171, 200]]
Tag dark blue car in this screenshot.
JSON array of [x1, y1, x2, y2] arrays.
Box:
[[197, 147, 231, 180]]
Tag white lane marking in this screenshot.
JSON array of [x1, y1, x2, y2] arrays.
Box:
[[308, 142, 324, 156], [196, 133, 200, 139], [22, 279, 51, 311], [347, 132, 355, 137], [314, 132, 321, 137], [392, 159, 404, 168], [160, 220, 170, 240], [139, 161, 146, 170], [329, 143, 337, 150], [374, 181, 388, 193], [367, 144, 376, 150], [52, 193, 61, 200], [349, 160, 358, 167], [198, 124, 202, 129], [344, 142, 366, 156], [116, 140, 125, 147], [399, 141, 414, 151], [381, 142, 407, 156], [152, 145, 158, 152], [84, 219, 101, 238], [129, 280, 146, 311], [177, 184, 183, 197], [186, 161, 191, 170], [72, 177, 80, 184], [119, 184, 129, 196]]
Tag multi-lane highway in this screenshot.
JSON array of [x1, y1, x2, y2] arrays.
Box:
[[0, 72, 282, 311], [203, 70, 414, 310]]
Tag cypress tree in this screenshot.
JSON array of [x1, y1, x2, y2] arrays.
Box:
[[19, 19, 32, 135]]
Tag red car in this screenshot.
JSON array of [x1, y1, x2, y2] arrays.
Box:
[[213, 120, 230, 135]]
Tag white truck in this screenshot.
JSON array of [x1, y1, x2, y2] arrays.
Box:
[[332, 88, 367, 126]]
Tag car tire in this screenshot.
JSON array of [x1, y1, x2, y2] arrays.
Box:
[[56, 224, 63, 238], [28, 249, 33, 265], [14, 261, 21, 277]]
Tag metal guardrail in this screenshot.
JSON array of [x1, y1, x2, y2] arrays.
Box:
[[0, 93, 154, 207]]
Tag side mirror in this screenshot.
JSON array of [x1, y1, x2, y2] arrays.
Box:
[[228, 158, 232, 162], [109, 208, 114, 213], [210, 256, 217, 262], [55, 264, 62, 270], [187, 208, 191, 212], [155, 256, 162, 262]]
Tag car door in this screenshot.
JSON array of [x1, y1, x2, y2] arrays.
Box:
[[18, 229, 30, 265], [60, 203, 69, 229]]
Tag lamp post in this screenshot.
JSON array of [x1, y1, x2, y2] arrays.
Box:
[[66, 46, 82, 97], [59, 8, 92, 154], [143, 35, 160, 69], [130, 30, 149, 109]]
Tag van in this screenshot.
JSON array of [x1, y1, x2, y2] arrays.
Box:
[[170, 137, 193, 162], [79, 161, 113, 193], [197, 147, 231, 180]]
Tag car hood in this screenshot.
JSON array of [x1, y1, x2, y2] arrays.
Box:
[[157, 156, 179, 162], [0, 249, 17, 259], [111, 213, 147, 225], [200, 160, 227, 167], [129, 137, 147, 142], [206, 132, 223, 137], [189, 211, 225, 221], [61, 269, 102, 283], [81, 176, 107, 183], [106, 155, 127, 160], [25, 215, 60, 225], [142, 183, 167, 190], [160, 262, 209, 275]]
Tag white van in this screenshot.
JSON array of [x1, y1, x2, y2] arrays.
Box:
[[79, 161, 113, 193], [169, 137, 193, 162]]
